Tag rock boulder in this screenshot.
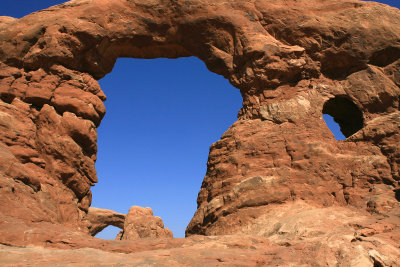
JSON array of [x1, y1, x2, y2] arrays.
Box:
[[119, 206, 173, 240]]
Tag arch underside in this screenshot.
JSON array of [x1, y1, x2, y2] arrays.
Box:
[[0, 0, 399, 263]]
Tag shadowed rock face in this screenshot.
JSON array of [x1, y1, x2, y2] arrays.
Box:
[[0, 0, 399, 265]]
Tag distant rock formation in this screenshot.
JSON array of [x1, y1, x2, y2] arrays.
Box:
[[0, 0, 399, 265], [86, 207, 126, 236], [119, 206, 173, 240], [86, 206, 172, 239]]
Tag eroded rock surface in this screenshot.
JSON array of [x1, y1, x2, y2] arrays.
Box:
[[86, 207, 125, 236], [119, 206, 173, 240], [86, 206, 173, 240], [0, 0, 399, 265]]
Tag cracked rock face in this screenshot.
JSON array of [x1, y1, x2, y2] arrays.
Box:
[[0, 0, 399, 265]]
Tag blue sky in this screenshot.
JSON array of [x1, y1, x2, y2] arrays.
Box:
[[2, 0, 398, 239]]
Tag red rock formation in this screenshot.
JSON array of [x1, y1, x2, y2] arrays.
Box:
[[86, 206, 172, 239], [86, 207, 125, 236], [0, 0, 399, 265], [119, 206, 173, 239]]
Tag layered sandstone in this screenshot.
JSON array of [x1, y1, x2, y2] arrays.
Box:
[[0, 0, 399, 265]]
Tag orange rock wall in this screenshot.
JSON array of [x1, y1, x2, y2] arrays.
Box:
[[0, 1, 399, 257]]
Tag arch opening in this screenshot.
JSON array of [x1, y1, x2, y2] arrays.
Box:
[[322, 96, 364, 139], [90, 56, 242, 238], [322, 114, 346, 140], [94, 225, 122, 240]]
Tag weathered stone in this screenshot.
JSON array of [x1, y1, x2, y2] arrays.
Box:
[[120, 206, 173, 240], [86, 207, 125, 236], [86, 206, 172, 240], [0, 0, 399, 265]]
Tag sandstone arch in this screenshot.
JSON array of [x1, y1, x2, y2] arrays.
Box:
[[86, 207, 126, 236], [0, 0, 400, 264], [86, 206, 172, 239]]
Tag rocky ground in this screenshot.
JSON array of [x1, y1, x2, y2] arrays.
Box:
[[1, 226, 397, 267]]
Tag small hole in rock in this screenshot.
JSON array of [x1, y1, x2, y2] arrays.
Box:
[[0, 94, 15, 104], [94, 225, 121, 240], [30, 103, 43, 111], [373, 259, 385, 267], [395, 189, 400, 202], [323, 114, 346, 140], [322, 96, 364, 139]]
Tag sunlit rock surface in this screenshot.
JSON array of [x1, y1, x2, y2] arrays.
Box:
[[119, 206, 173, 240], [86, 207, 126, 236], [0, 0, 399, 265], [86, 206, 172, 239]]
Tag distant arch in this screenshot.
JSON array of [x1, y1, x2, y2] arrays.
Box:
[[94, 225, 122, 240]]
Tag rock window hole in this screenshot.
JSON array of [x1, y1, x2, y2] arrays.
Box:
[[94, 225, 122, 240], [323, 114, 346, 140], [91, 57, 242, 238], [322, 96, 364, 139]]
